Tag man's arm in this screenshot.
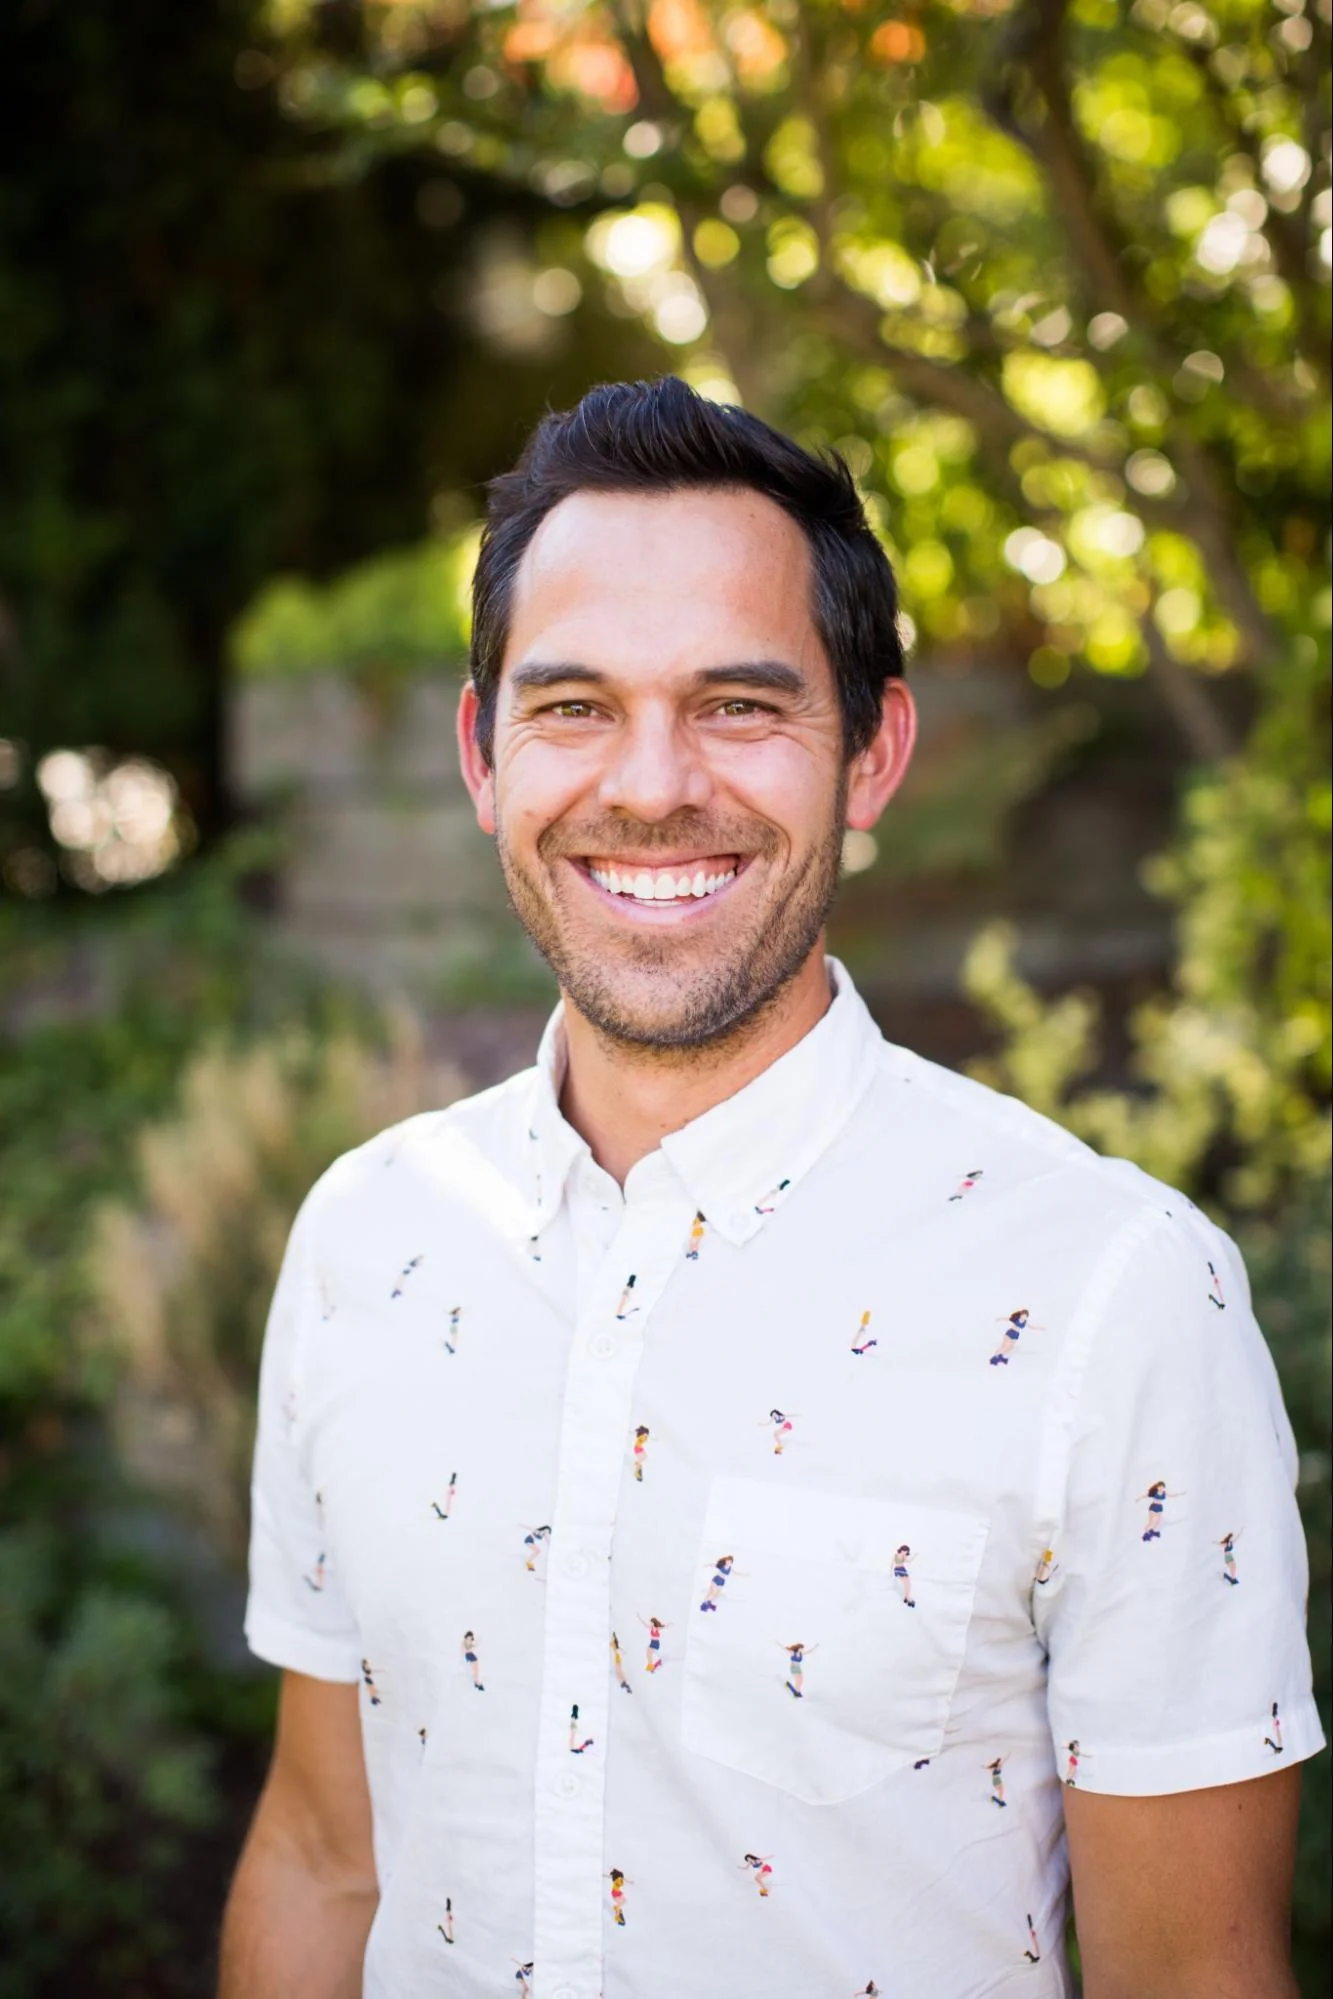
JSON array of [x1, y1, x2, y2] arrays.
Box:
[[219, 1670, 378, 1999], [1065, 1767, 1302, 1999]]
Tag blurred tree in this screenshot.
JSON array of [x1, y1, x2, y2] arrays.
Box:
[[0, 0, 650, 871], [261, 0, 1330, 750]]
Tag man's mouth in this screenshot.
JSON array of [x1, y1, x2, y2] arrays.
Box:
[[575, 855, 744, 906]]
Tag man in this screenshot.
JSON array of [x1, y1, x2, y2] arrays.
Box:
[[220, 377, 1320, 1999]]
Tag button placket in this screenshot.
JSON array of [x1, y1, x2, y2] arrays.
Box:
[[531, 1201, 687, 1999]]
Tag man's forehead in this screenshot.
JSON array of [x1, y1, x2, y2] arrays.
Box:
[[506, 486, 818, 663], [516, 486, 810, 599]]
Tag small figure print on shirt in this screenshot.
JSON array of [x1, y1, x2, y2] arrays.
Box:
[[430, 1473, 457, 1521], [608, 1868, 630, 1926], [418, 1726, 428, 1750], [893, 1545, 916, 1608], [569, 1704, 594, 1754], [1034, 1547, 1058, 1587], [781, 1640, 818, 1699], [1063, 1739, 1080, 1786], [303, 1490, 327, 1591], [741, 1852, 774, 1897], [986, 1756, 1008, 1807], [639, 1615, 669, 1672], [361, 1659, 383, 1707], [949, 1168, 984, 1202], [611, 1631, 633, 1693], [615, 1275, 639, 1319], [462, 1631, 485, 1691], [391, 1254, 423, 1299], [522, 1524, 552, 1574], [1218, 1529, 1241, 1585], [990, 1307, 1041, 1367], [766, 1408, 798, 1455], [1206, 1260, 1226, 1310], [444, 1306, 462, 1354], [1139, 1480, 1184, 1541], [700, 1555, 735, 1612], [631, 1425, 650, 1482], [754, 1179, 791, 1215], [436, 1899, 453, 1945], [850, 1310, 877, 1355], [854, 1984, 880, 1997], [513, 1960, 533, 1995], [1023, 1914, 1041, 1964], [685, 1211, 706, 1261], [1265, 1702, 1284, 1754]]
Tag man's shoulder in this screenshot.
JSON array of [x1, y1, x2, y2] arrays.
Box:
[[866, 1036, 1198, 1235], [303, 1065, 539, 1224]]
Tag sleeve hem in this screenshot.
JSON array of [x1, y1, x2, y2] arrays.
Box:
[[244, 1605, 362, 1683], [1058, 1700, 1326, 1796]]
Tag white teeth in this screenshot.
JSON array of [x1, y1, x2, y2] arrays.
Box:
[[589, 863, 737, 900]]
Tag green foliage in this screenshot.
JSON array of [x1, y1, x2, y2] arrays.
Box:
[[0, 1529, 216, 1998], [230, 525, 481, 686], [963, 640, 1331, 1211]]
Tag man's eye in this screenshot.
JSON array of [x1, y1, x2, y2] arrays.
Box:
[[548, 701, 597, 718], [716, 699, 768, 717]]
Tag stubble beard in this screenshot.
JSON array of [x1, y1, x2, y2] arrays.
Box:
[[494, 782, 848, 1055]]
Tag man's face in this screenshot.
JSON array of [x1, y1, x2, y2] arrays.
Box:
[[460, 487, 901, 1049]]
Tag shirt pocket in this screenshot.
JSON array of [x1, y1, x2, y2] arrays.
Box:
[[680, 1475, 989, 1804]]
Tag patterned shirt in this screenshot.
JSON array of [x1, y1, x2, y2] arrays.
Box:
[[245, 962, 1322, 1999]]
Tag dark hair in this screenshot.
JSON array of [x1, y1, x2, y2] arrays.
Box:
[[469, 375, 903, 764]]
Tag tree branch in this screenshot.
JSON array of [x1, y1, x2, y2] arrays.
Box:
[[977, 0, 1278, 663]]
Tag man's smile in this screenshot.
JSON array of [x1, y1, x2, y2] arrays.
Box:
[[567, 853, 752, 913]]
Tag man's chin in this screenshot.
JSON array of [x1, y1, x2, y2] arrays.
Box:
[[556, 948, 792, 1053]]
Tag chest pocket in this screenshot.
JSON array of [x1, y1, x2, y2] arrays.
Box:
[[680, 1475, 988, 1804]]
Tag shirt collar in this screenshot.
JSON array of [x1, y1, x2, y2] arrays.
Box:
[[521, 958, 883, 1247]]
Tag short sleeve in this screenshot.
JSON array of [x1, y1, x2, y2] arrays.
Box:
[[1034, 1202, 1324, 1795], [243, 1192, 362, 1682]]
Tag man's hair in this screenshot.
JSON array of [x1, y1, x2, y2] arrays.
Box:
[[469, 374, 903, 764]]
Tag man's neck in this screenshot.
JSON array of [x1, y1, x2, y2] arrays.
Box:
[[557, 946, 835, 1185]]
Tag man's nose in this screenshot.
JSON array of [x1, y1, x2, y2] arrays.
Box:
[[595, 707, 713, 820]]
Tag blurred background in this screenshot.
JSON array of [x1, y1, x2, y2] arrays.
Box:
[[0, 0, 1328, 1991]]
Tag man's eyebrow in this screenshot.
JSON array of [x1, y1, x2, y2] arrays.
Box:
[[508, 659, 808, 698], [694, 660, 806, 697], [508, 662, 608, 695]]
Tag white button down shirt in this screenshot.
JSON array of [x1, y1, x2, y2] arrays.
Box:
[[246, 962, 1321, 1999]]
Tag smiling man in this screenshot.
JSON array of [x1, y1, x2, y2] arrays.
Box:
[[221, 378, 1320, 1999]]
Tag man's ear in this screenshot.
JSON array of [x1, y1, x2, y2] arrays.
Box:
[[457, 681, 497, 836], [845, 679, 917, 832]]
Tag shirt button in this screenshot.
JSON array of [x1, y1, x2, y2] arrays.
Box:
[[554, 1772, 580, 1800], [552, 1987, 579, 1999], [589, 1332, 618, 1359], [563, 1550, 589, 1578]]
